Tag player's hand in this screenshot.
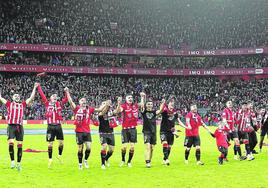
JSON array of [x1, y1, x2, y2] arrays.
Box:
[[117, 97, 122, 104], [64, 87, 69, 92], [107, 100, 112, 106], [34, 82, 40, 88], [169, 95, 175, 100], [140, 92, 146, 97]]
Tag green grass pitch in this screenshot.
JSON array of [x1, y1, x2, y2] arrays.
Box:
[[0, 125, 268, 188]]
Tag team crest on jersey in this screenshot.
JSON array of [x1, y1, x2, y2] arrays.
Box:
[[168, 116, 174, 121], [127, 113, 132, 118], [146, 112, 154, 120], [48, 106, 55, 112], [168, 113, 175, 121], [133, 112, 138, 118], [108, 111, 113, 117]]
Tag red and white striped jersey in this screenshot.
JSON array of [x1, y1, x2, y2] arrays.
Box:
[[5, 100, 26, 125], [38, 85, 68, 125], [236, 109, 255, 132], [222, 107, 235, 131], [44, 101, 66, 124]]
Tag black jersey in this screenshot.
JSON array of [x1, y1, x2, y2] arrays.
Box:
[[160, 110, 178, 133], [261, 111, 268, 127], [98, 110, 114, 133], [141, 110, 157, 133]]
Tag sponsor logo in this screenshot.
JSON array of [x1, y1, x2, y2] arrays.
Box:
[[173, 50, 184, 56], [134, 69, 151, 74], [72, 68, 83, 73], [172, 70, 184, 75], [117, 69, 128, 74], [168, 115, 175, 121], [117, 49, 128, 54], [134, 49, 151, 55], [255, 48, 264, 54], [88, 68, 98, 73], [255, 69, 263, 74], [203, 50, 216, 55], [0, 45, 7, 50], [71, 47, 83, 52], [157, 70, 167, 75], [188, 51, 200, 55], [146, 112, 154, 120], [103, 69, 113, 73], [102, 48, 113, 54], [156, 50, 167, 55], [189, 70, 201, 75], [85, 48, 97, 53], [204, 70, 215, 75]]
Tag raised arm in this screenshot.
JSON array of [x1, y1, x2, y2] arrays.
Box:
[[201, 119, 212, 134], [0, 91, 7, 105], [64, 87, 76, 110], [139, 92, 146, 112], [113, 97, 123, 114], [26, 83, 38, 105], [61, 92, 68, 106], [37, 84, 48, 104], [156, 99, 166, 115], [177, 117, 191, 129]]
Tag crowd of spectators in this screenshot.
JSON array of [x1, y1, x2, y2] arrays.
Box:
[[0, 73, 267, 120], [1, 52, 268, 69], [0, 0, 267, 49]]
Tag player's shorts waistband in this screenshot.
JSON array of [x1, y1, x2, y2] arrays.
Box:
[[8, 124, 22, 126], [48, 124, 61, 126], [143, 131, 156, 134], [99, 132, 114, 135], [76, 132, 91, 134], [122, 126, 136, 130]]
